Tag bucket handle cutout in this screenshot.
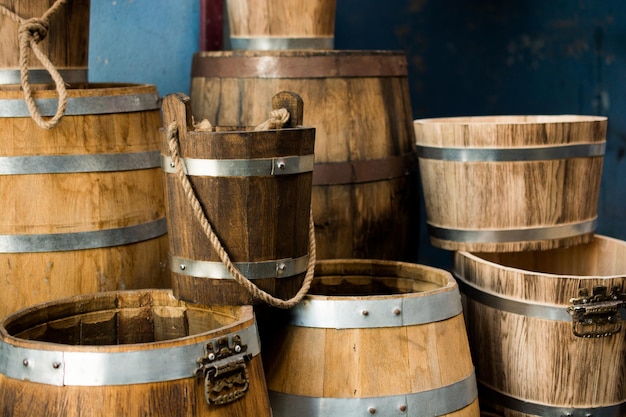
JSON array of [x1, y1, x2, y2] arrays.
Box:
[[0, 0, 70, 129], [164, 91, 315, 309]]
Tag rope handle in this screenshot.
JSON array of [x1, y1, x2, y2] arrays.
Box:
[[1, 0, 70, 129], [166, 121, 316, 309]]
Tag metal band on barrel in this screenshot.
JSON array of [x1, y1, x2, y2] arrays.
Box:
[[0, 324, 260, 386], [428, 218, 597, 243], [170, 254, 309, 280], [0, 151, 160, 175], [479, 383, 625, 417], [230, 37, 334, 50], [0, 69, 88, 85], [453, 271, 626, 321], [289, 287, 463, 329], [0, 92, 160, 117], [191, 53, 408, 78], [0, 218, 166, 253], [269, 371, 477, 417], [161, 154, 314, 177], [416, 142, 606, 162]]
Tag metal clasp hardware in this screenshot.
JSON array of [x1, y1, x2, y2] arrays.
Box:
[[197, 335, 252, 406], [567, 286, 626, 338]]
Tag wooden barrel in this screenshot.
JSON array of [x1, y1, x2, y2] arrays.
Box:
[[263, 259, 480, 417], [190, 50, 419, 262], [225, 0, 336, 50], [0, 0, 90, 84], [453, 235, 626, 417], [160, 92, 315, 306], [0, 83, 169, 319], [0, 289, 272, 417], [414, 115, 607, 252]]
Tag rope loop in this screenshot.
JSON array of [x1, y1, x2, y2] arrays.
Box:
[[166, 122, 316, 309], [254, 108, 291, 131], [1, 0, 70, 129]]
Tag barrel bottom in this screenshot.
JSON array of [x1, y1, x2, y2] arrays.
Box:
[[0, 357, 271, 417], [172, 273, 305, 305]]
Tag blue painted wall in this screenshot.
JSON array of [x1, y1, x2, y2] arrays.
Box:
[[89, 0, 625, 270]]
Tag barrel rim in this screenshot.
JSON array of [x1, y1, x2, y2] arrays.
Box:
[[0, 289, 254, 352], [414, 114, 608, 125], [309, 259, 457, 300], [455, 234, 626, 280]]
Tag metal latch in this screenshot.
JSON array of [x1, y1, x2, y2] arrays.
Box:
[[197, 334, 252, 406], [567, 286, 626, 338]]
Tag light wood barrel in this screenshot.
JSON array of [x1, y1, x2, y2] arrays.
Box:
[[160, 92, 314, 306], [0, 289, 272, 417], [0, 0, 90, 84], [414, 115, 607, 252], [225, 0, 336, 50], [263, 259, 480, 417], [453, 235, 626, 417], [0, 83, 169, 319], [190, 50, 419, 262]]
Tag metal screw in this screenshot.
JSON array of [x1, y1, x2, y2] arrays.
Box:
[[169, 161, 175, 168], [234, 344, 242, 353], [52, 362, 61, 369], [22, 359, 29, 367], [368, 407, 376, 414], [362, 310, 369, 316], [180, 264, 186, 271], [393, 308, 401, 316], [208, 353, 216, 361], [277, 161, 286, 170], [276, 263, 286, 275], [399, 404, 407, 412]]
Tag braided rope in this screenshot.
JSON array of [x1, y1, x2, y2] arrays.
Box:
[[1, 0, 70, 129], [166, 122, 316, 309]]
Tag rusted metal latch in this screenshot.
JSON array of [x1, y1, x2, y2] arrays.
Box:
[[567, 286, 626, 338], [196, 334, 252, 406]]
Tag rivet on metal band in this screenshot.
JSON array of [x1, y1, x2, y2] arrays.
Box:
[[453, 271, 626, 322], [161, 154, 314, 177], [170, 254, 309, 280], [269, 371, 477, 417], [0, 92, 161, 117], [427, 217, 597, 243], [289, 287, 463, 329], [479, 383, 626, 417], [0, 68, 88, 85], [416, 142, 606, 162], [0, 151, 160, 175], [0, 218, 167, 253], [0, 323, 260, 386], [230, 37, 334, 50]]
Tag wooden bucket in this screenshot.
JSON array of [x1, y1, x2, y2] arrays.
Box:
[[453, 235, 626, 417], [0, 83, 169, 319], [414, 115, 607, 252], [0, 289, 272, 417], [225, 0, 336, 50], [160, 92, 315, 306], [0, 0, 90, 84], [263, 259, 480, 417], [190, 50, 419, 262]]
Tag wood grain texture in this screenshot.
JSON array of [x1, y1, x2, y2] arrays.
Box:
[[263, 259, 479, 417], [0, 84, 169, 319], [0, 290, 272, 417], [0, 0, 89, 70], [454, 235, 626, 415], [415, 115, 607, 252], [161, 93, 314, 305], [226, 0, 335, 38], [190, 50, 420, 262]]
